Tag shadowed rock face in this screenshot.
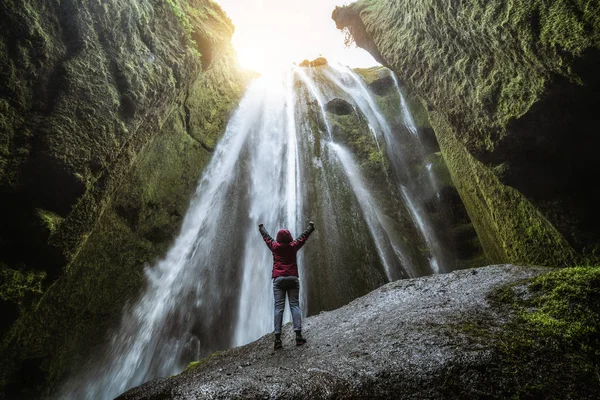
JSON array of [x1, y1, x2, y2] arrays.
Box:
[[325, 98, 353, 115], [368, 75, 394, 96], [332, 6, 383, 65], [117, 265, 558, 400], [333, 0, 600, 267], [0, 0, 249, 396]]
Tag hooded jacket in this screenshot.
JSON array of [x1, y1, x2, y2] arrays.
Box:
[[259, 225, 315, 278]]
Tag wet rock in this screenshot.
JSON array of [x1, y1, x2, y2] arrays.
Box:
[[368, 75, 394, 96], [299, 57, 328, 67], [118, 265, 555, 399], [325, 98, 353, 115]]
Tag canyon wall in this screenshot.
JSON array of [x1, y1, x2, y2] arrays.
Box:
[[0, 0, 248, 396], [333, 0, 600, 267]]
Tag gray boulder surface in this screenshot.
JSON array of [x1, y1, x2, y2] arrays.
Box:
[[118, 265, 548, 399]]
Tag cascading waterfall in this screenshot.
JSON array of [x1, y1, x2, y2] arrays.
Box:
[[63, 65, 457, 399], [329, 142, 411, 280], [63, 71, 302, 399], [324, 64, 450, 273], [233, 70, 301, 346]]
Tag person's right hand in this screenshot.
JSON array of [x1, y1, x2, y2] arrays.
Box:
[[258, 223, 264, 228], [309, 221, 314, 227]]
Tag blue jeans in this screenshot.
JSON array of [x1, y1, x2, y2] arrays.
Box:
[[273, 276, 302, 334]]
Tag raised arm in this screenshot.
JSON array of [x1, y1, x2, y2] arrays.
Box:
[[292, 221, 315, 250], [258, 223, 276, 251]]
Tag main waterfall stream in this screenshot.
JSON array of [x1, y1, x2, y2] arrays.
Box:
[[63, 65, 459, 399]]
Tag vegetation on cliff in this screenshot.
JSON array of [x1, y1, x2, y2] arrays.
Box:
[[0, 0, 248, 397]]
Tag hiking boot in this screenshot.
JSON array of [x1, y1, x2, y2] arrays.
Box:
[[295, 336, 307, 346], [274, 339, 283, 350]]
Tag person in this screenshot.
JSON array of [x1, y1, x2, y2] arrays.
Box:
[[258, 221, 315, 350]]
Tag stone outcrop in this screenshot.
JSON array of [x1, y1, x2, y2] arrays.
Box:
[[333, 0, 600, 267], [118, 265, 600, 399], [299, 57, 328, 67], [368, 75, 394, 96], [325, 98, 353, 115], [0, 0, 249, 396]]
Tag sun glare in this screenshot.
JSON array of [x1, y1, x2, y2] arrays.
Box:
[[215, 0, 377, 74], [233, 33, 298, 75]]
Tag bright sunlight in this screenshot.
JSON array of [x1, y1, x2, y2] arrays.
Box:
[[214, 0, 378, 74]]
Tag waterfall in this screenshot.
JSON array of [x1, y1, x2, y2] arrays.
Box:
[[232, 70, 300, 346], [389, 71, 418, 136], [62, 71, 302, 399], [324, 64, 450, 273], [329, 143, 412, 280], [63, 65, 456, 399]]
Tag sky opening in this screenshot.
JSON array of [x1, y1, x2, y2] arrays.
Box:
[[214, 0, 379, 73]]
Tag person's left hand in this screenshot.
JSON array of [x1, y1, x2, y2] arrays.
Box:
[[258, 223, 264, 228]]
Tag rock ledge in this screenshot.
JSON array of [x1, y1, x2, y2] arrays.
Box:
[[119, 265, 550, 399]]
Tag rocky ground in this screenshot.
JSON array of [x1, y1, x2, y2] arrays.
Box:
[[118, 265, 551, 399]]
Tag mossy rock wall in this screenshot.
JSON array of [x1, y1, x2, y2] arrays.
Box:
[[353, 66, 487, 271], [333, 0, 600, 266], [0, 0, 248, 397]]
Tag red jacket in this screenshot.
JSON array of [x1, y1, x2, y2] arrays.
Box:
[[259, 225, 315, 278]]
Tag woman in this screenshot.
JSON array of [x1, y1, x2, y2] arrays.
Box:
[[258, 221, 315, 349]]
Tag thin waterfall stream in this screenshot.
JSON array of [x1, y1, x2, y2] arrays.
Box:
[[324, 64, 450, 273], [62, 65, 459, 399]]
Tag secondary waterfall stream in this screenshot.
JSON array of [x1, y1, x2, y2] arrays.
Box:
[[63, 65, 458, 399]]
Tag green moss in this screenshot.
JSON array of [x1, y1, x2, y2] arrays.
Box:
[[166, 0, 194, 33], [354, 66, 387, 85], [35, 209, 63, 234], [183, 350, 224, 373], [0, 266, 46, 306], [346, 0, 600, 149], [328, 112, 389, 177], [488, 267, 600, 398], [431, 110, 576, 266], [524, 267, 600, 344], [186, 47, 251, 149]]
